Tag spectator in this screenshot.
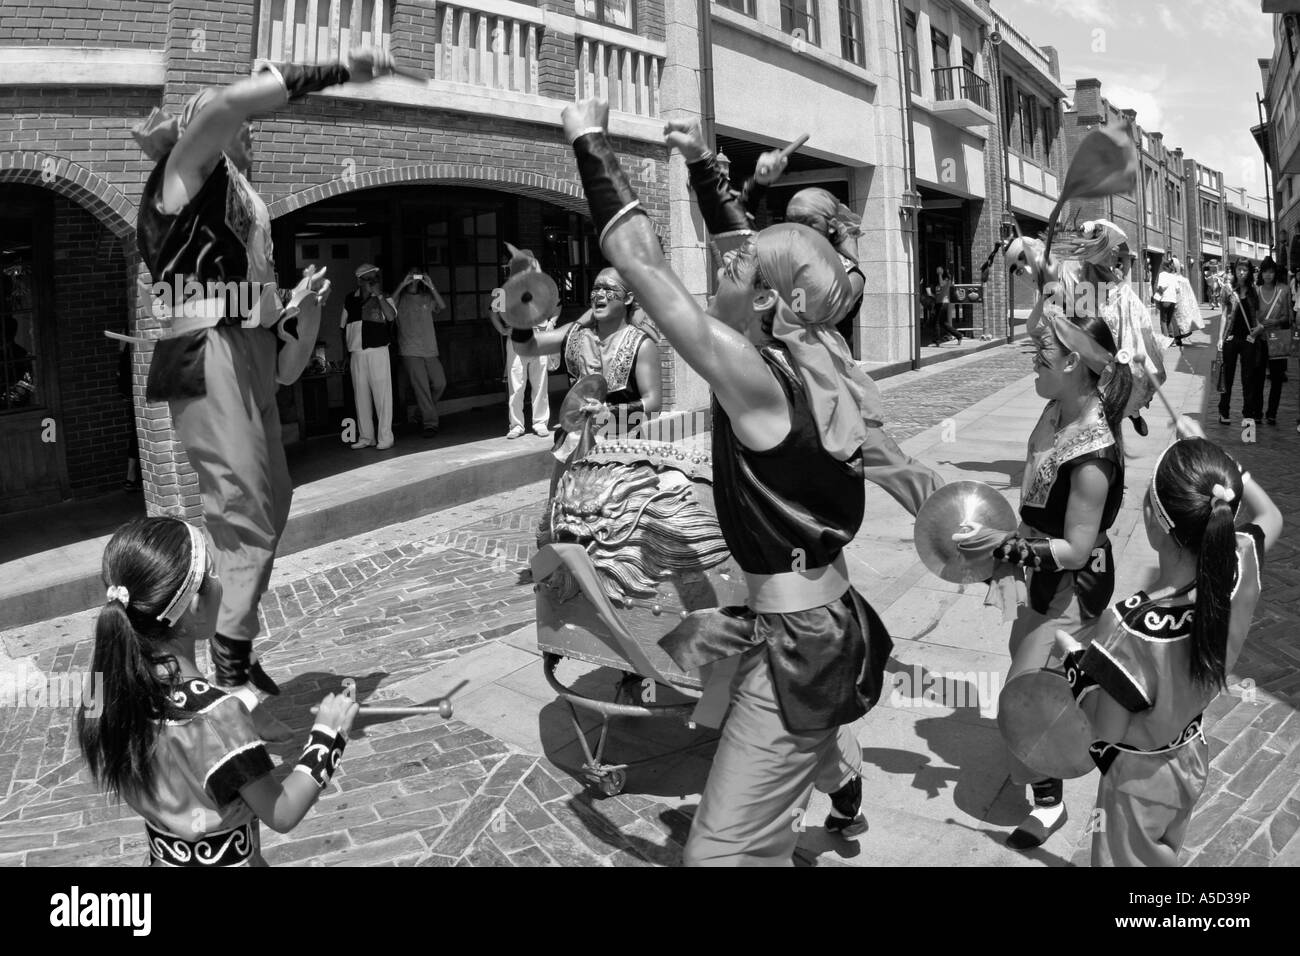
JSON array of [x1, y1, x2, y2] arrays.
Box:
[[1256, 256, 1291, 426], [341, 264, 396, 450], [930, 265, 962, 345], [1217, 260, 1264, 426], [392, 265, 447, 438], [1153, 259, 1180, 344]]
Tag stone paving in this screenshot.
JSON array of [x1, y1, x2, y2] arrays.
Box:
[[2, 317, 1297, 866]]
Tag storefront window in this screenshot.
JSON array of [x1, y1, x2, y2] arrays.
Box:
[[1, 223, 39, 412], [541, 208, 607, 311]]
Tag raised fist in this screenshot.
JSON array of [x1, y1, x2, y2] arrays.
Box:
[[562, 98, 609, 143]]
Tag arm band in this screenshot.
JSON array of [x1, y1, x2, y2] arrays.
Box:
[[292, 724, 347, 789], [994, 533, 1064, 572], [1062, 649, 1097, 700], [609, 399, 644, 419], [686, 153, 755, 237], [510, 327, 535, 344], [259, 62, 352, 100], [572, 131, 647, 242]]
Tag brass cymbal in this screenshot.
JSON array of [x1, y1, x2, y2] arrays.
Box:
[[913, 480, 1018, 584], [502, 270, 559, 330], [558, 373, 609, 433]]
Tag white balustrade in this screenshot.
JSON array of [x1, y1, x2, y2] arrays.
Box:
[[575, 35, 662, 118], [436, 2, 541, 94], [256, 0, 392, 64]]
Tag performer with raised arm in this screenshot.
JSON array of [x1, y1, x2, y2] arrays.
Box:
[[664, 117, 943, 518], [551, 100, 892, 864], [1056, 425, 1282, 866], [129, 48, 396, 740], [77, 517, 359, 867]]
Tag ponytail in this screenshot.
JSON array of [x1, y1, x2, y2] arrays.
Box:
[[1098, 361, 1134, 450], [1189, 496, 1237, 690], [76, 517, 192, 800]]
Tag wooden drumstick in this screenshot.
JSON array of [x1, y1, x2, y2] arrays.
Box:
[[777, 133, 810, 161]]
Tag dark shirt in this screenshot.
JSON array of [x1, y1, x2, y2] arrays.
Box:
[[343, 291, 392, 350], [710, 345, 865, 575]]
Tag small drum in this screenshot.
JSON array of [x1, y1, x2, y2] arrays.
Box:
[[997, 668, 1095, 779]]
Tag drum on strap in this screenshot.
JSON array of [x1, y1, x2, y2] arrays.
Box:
[[997, 668, 1095, 779]]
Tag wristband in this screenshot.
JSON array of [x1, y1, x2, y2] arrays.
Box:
[[572, 131, 647, 243], [259, 62, 352, 101], [609, 400, 644, 418], [994, 533, 1063, 572], [292, 723, 347, 789], [510, 327, 535, 344]]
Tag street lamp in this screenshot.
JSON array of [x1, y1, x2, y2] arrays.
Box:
[[899, 188, 923, 220]]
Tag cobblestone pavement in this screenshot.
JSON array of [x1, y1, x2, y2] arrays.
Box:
[[2, 331, 1296, 867]]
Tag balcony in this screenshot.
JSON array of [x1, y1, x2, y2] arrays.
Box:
[[252, 0, 667, 138], [930, 65, 995, 128]]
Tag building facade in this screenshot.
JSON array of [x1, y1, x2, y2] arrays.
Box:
[[1223, 185, 1273, 266], [0, 0, 678, 518], [1183, 158, 1227, 300]]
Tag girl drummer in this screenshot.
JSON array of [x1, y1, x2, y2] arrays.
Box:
[[1057, 430, 1281, 866], [962, 306, 1135, 849], [77, 517, 358, 866]]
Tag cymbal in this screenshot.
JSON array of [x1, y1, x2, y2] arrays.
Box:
[[913, 480, 1017, 583], [997, 670, 1095, 779], [502, 270, 559, 330], [559, 373, 609, 433]]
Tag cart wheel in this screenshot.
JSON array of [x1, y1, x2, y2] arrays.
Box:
[[599, 769, 627, 797]]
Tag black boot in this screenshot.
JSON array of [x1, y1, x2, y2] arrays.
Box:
[[824, 775, 868, 838], [209, 634, 293, 743], [1129, 413, 1149, 437], [1007, 778, 1067, 850]]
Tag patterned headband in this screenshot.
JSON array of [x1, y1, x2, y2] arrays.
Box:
[[1149, 443, 1177, 537], [158, 523, 208, 627]]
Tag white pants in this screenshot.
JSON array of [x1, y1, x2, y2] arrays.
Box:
[[350, 347, 393, 445], [506, 339, 550, 431]]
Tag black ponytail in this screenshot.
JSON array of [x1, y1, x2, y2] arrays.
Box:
[[1152, 438, 1244, 691], [77, 517, 192, 800]]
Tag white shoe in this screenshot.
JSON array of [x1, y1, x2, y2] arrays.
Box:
[[351, 440, 375, 449], [376, 439, 394, 450], [507, 425, 525, 439], [533, 427, 551, 438]]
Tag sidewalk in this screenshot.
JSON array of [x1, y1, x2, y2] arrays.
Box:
[[2, 315, 1296, 867]]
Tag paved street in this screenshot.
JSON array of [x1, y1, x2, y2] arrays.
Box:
[[2, 309, 1298, 867]]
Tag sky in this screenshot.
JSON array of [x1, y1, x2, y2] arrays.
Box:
[[992, 0, 1275, 197]]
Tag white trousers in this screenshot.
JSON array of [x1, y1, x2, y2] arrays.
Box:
[[506, 338, 550, 431], [350, 346, 393, 445]]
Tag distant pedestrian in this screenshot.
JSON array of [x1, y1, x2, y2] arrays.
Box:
[[1153, 260, 1179, 343], [1217, 260, 1265, 426], [930, 266, 963, 345], [392, 265, 447, 438], [1255, 256, 1291, 426]]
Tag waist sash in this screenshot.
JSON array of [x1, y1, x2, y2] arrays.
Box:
[[146, 820, 258, 867], [1089, 714, 1205, 774], [743, 554, 850, 614]]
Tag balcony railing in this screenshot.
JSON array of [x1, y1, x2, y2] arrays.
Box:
[[436, 3, 542, 94], [575, 35, 663, 118], [932, 65, 990, 110], [255, 0, 391, 64]]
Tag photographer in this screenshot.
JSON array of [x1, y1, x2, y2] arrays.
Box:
[[393, 265, 448, 438], [342, 263, 396, 450]]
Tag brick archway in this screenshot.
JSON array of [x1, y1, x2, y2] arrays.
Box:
[[0, 150, 136, 239], [266, 162, 590, 218]]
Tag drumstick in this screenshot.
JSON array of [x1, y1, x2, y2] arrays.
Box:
[[778, 134, 810, 160]]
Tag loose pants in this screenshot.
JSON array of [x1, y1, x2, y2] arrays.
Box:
[[350, 346, 393, 445], [169, 326, 292, 643], [402, 353, 446, 427], [684, 647, 863, 866], [506, 338, 550, 431]]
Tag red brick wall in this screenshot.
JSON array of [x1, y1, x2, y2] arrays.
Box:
[[0, 0, 167, 47], [50, 197, 133, 498]]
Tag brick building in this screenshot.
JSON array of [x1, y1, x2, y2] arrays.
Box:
[[1184, 157, 1227, 300], [0, 0, 677, 519]]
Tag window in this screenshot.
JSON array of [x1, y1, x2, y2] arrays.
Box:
[[781, 0, 820, 46], [961, 48, 974, 72], [1017, 91, 1036, 157], [714, 0, 755, 17], [1042, 104, 1056, 164], [931, 27, 950, 70], [575, 0, 634, 31], [1002, 77, 1016, 141], [903, 10, 920, 92], [0, 245, 38, 413], [839, 0, 865, 66]]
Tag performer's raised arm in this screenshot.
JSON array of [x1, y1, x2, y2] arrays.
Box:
[[561, 100, 787, 441]]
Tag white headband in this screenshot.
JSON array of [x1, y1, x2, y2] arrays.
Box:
[[1149, 443, 1177, 537], [157, 523, 207, 627]]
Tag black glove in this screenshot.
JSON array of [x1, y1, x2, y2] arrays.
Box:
[[259, 62, 352, 100], [572, 131, 647, 241], [993, 533, 1063, 572], [686, 152, 754, 238]]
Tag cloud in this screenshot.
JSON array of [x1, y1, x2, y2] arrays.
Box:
[[1184, 0, 1272, 42], [1020, 0, 1117, 28], [1157, 4, 1188, 37]]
